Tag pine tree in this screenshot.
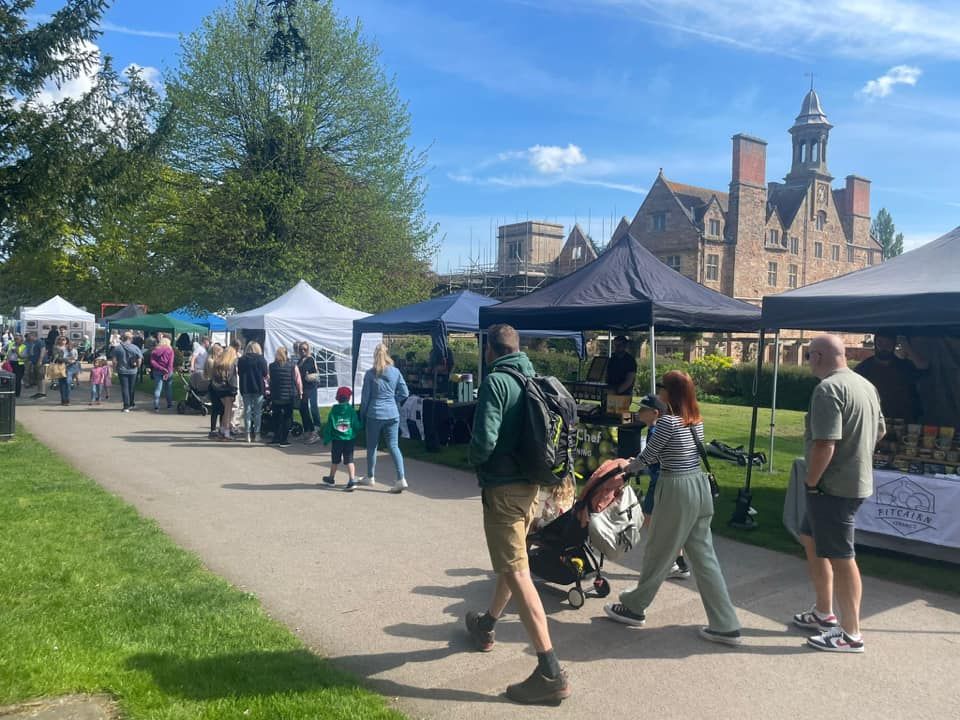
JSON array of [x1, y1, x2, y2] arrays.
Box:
[[870, 208, 904, 260]]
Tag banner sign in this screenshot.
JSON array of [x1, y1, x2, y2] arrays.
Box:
[[574, 422, 619, 479], [856, 470, 960, 549]]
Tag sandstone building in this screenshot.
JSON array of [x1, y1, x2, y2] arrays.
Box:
[[628, 89, 882, 304]]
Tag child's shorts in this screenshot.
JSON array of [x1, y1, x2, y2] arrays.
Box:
[[331, 438, 355, 464]]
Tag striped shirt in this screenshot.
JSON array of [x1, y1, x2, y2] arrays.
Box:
[[640, 415, 704, 472]]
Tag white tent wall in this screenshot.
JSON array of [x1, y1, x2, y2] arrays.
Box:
[[19, 295, 96, 345], [227, 280, 380, 407]]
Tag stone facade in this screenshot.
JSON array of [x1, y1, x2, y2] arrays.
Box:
[[628, 90, 883, 305], [555, 224, 598, 277], [497, 221, 565, 273]]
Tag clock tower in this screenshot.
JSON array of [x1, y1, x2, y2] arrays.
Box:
[[785, 88, 833, 187]]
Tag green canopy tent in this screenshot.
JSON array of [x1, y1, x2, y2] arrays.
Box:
[[110, 313, 207, 336]]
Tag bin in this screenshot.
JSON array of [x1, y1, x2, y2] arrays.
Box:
[[0, 370, 14, 440]]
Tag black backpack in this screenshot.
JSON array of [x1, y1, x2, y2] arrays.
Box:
[[494, 366, 578, 486]]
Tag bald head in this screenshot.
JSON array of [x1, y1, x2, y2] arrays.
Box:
[[808, 334, 846, 378]]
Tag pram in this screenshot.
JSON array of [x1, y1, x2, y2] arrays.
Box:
[[176, 370, 211, 416], [528, 463, 639, 609], [259, 396, 303, 439]]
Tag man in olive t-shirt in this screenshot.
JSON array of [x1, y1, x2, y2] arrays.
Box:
[[793, 334, 884, 654]]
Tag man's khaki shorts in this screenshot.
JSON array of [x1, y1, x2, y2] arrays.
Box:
[[482, 482, 540, 573]]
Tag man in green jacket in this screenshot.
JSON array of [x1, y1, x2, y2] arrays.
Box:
[[464, 323, 570, 706]]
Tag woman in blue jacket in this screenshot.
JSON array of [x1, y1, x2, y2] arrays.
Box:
[[358, 344, 410, 494]]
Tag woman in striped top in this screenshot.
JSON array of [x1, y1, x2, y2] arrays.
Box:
[[603, 371, 742, 646]]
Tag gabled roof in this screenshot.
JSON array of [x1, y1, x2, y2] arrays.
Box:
[[563, 224, 598, 261], [664, 179, 729, 214], [767, 182, 808, 227], [611, 217, 631, 243]]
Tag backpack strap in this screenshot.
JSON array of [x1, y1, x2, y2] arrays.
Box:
[[688, 425, 713, 474], [491, 365, 527, 386]]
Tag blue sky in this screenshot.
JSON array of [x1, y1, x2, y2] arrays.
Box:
[[32, 0, 960, 270]]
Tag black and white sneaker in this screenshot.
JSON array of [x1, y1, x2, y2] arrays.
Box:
[[699, 627, 743, 647], [321, 475, 336, 486], [807, 626, 864, 653], [603, 603, 646, 627], [792, 605, 839, 632], [344, 480, 357, 492], [667, 557, 691, 580]]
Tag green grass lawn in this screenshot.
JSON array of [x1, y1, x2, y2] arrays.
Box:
[[398, 401, 960, 596], [0, 425, 402, 720]]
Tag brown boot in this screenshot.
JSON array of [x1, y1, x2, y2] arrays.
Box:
[[505, 668, 571, 705]]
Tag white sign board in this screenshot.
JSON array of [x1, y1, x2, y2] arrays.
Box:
[[856, 470, 960, 549]]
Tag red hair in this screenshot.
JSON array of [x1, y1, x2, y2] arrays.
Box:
[[660, 370, 702, 426]]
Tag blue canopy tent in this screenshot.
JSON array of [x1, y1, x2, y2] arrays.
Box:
[[167, 306, 228, 332], [351, 290, 585, 384]]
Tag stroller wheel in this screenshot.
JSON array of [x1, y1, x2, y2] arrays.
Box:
[[177, 401, 186, 415], [291, 422, 303, 437], [200, 405, 208, 417], [567, 587, 586, 609], [593, 577, 611, 598]]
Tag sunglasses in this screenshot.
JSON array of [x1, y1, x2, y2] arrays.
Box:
[[804, 350, 822, 361]]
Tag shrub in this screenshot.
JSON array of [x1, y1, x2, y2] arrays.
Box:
[[718, 363, 819, 411]]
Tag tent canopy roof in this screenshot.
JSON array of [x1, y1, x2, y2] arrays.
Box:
[[21, 295, 95, 322], [168, 306, 227, 332], [761, 225, 960, 333], [110, 313, 206, 335], [479, 232, 762, 333], [354, 290, 499, 335], [228, 279, 367, 330], [102, 303, 144, 324]]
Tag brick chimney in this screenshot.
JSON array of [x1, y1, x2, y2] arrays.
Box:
[[732, 133, 767, 188], [844, 175, 871, 217]]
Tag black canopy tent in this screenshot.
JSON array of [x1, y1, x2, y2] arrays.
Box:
[[738, 226, 960, 530], [101, 303, 145, 325], [479, 231, 762, 396]]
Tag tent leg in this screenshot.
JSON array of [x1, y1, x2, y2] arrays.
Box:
[[648, 325, 657, 395], [769, 331, 781, 473], [477, 332, 484, 383], [730, 330, 765, 530]]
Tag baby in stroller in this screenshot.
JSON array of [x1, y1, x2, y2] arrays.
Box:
[[528, 460, 642, 608]]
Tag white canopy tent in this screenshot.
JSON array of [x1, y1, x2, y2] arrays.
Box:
[[227, 280, 381, 406], [19, 295, 96, 344]]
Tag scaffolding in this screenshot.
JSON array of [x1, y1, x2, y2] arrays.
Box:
[[435, 258, 557, 300]]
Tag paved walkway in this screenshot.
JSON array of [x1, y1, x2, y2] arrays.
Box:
[[16, 388, 960, 719]]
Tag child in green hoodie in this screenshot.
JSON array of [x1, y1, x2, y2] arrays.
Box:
[[323, 386, 363, 490]]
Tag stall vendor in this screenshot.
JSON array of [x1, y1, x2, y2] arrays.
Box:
[[854, 332, 925, 422], [429, 343, 455, 375], [606, 335, 637, 395]]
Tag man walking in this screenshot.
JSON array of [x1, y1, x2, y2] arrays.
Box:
[[112, 331, 143, 412], [464, 324, 570, 705], [794, 334, 885, 653]]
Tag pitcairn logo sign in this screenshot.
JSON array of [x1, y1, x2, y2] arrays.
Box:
[[874, 476, 937, 537]]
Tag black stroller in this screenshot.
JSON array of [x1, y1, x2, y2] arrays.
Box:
[[176, 370, 211, 416], [528, 465, 630, 609], [259, 397, 303, 439]]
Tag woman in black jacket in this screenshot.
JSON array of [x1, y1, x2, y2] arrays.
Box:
[[267, 345, 302, 448], [296, 341, 322, 444]]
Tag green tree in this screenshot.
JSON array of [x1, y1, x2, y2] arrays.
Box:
[[165, 0, 434, 312], [870, 208, 904, 260]]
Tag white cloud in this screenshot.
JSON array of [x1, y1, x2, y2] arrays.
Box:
[[29, 40, 101, 106], [528, 144, 587, 173], [540, 0, 960, 61], [123, 63, 163, 90], [101, 21, 178, 40], [859, 65, 922, 99]]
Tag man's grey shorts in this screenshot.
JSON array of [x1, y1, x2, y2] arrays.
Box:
[[800, 493, 864, 559]]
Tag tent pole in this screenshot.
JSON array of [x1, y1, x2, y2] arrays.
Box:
[[477, 332, 484, 383], [648, 325, 657, 395], [730, 329, 764, 530], [769, 331, 781, 473]]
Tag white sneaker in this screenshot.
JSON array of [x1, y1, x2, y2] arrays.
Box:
[[356, 476, 375, 487], [389, 478, 408, 494], [305, 433, 322, 445]]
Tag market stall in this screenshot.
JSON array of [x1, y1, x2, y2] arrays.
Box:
[[19, 295, 96, 345], [351, 290, 585, 449], [761, 225, 960, 560], [227, 280, 379, 406], [109, 313, 207, 336], [167, 306, 228, 332], [101, 303, 145, 326], [480, 231, 763, 473]]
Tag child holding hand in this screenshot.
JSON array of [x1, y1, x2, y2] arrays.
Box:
[[89, 356, 110, 406]]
